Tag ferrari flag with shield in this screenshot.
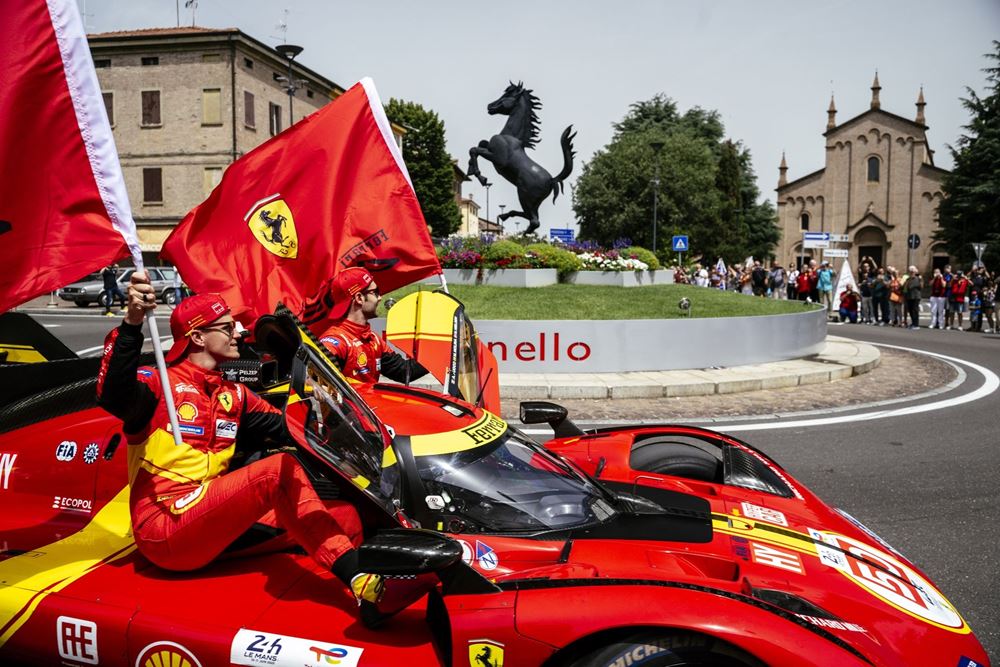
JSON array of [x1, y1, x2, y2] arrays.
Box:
[[162, 77, 441, 330], [0, 0, 139, 313]]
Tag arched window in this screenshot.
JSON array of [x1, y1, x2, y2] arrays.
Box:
[[800, 212, 810, 230], [867, 156, 880, 182]]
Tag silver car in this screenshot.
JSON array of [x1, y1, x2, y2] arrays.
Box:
[[58, 267, 188, 307]]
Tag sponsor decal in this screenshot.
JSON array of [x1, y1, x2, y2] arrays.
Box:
[[462, 414, 507, 446], [173, 424, 205, 437], [174, 382, 199, 394], [218, 391, 234, 412], [0, 452, 16, 489], [215, 419, 238, 440], [177, 402, 199, 422], [958, 658, 982, 667], [246, 195, 298, 258], [320, 337, 340, 347], [457, 539, 474, 565], [230, 629, 364, 667], [834, 507, 903, 557], [729, 535, 750, 560], [740, 502, 788, 527], [135, 641, 203, 667], [486, 332, 591, 363], [52, 496, 93, 514], [56, 440, 78, 462], [749, 542, 803, 575], [808, 529, 967, 631], [57, 616, 98, 665], [83, 443, 100, 465], [468, 639, 504, 667], [475, 540, 499, 571], [171, 485, 208, 514], [338, 229, 390, 270], [795, 614, 867, 633], [211, 302, 226, 316], [137, 369, 153, 377], [356, 351, 368, 367]]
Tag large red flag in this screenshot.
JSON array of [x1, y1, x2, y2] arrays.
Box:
[[0, 0, 139, 313], [162, 78, 441, 331]]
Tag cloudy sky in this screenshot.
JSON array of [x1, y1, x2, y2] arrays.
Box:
[[79, 0, 999, 239]]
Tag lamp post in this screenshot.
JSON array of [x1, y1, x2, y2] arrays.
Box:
[[498, 204, 506, 236], [649, 140, 665, 256], [275, 44, 303, 125], [484, 182, 492, 228]]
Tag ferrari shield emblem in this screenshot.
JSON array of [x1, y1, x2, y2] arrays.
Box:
[[246, 194, 298, 258], [468, 640, 503, 667], [218, 391, 233, 412]]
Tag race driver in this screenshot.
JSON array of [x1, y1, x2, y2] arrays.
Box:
[[96, 270, 393, 619], [319, 267, 428, 384]]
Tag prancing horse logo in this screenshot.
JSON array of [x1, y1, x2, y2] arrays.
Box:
[[244, 195, 298, 259]]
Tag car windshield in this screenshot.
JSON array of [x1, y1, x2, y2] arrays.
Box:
[[414, 428, 617, 533]]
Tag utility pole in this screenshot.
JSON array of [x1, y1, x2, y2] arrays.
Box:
[[649, 140, 665, 255], [275, 44, 303, 125]]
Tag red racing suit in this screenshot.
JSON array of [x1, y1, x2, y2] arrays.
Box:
[[320, 318, 427, 384], [96, 322, 361, 571]]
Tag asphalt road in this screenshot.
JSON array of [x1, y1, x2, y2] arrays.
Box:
[[22, 310, 1000, 661]]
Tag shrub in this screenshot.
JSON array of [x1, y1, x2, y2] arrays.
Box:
[[622, 246, 661, 270], [483, 239, 527, 265], [526, 243, 582, 279]]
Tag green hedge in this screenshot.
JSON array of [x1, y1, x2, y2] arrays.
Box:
[[525, 243, 582, 278], [622, 246, 661, 270]]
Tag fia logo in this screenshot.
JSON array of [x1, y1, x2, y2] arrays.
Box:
[[57, 616, 98, 665], [56, 440, 77, 462]]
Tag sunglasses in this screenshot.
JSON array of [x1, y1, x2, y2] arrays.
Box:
[[361, 287, 381, 297], [197, 322, 237, 338]]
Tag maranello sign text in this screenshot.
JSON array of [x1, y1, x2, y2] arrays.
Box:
[[485, 332, 591, 363]]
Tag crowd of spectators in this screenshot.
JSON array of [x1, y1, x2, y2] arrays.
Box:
[[674, 256, 996, 332]]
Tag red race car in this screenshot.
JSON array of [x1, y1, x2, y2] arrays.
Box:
[[0, 309, 990, 666]]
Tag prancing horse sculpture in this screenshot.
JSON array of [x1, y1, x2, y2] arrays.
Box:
[[468, 82, 576, 235]]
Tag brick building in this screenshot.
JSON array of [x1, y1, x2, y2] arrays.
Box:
[[776, 75, 949, 272], [88, 27, 403, 264]]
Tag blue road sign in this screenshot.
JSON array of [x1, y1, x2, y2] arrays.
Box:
[[549, 228, 575, 243], [803, 232, 830, 241], [672, 235, 689, 252]]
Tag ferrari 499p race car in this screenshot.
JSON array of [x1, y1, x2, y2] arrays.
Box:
[[0, 302, 990, 667]]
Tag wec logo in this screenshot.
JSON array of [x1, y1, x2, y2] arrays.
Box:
[[216, 420, 238, 439]]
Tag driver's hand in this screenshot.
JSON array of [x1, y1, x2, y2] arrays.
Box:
[[125, 270, 156, 325]]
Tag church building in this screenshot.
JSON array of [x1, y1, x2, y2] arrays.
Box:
[[776, 75, 949, 272]]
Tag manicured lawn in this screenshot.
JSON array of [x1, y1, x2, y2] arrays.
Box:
[[383, 282, 819, 320]]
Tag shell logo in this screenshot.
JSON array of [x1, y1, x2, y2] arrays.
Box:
[[176, 402, 199, 422], [357, 352, 368, 367], [135, 641, 203, 667]]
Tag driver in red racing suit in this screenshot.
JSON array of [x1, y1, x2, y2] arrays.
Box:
[[318, 267, 427, 384], [96, 271, 389, 614]]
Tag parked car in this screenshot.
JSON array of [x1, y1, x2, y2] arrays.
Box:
[[57, 266, 188, 307]]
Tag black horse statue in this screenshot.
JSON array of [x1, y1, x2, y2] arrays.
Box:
[[468, 82, 576, 235]]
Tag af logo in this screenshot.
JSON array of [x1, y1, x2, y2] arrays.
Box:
[[468, 639, 504, 667], [245, 194, 298, 259], [218, 391, 234, 412]]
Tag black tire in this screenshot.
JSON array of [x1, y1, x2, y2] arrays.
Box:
[[563, 630, 764, 667], [630, 438, 721, 482], [98, 290, 111, 308], [74, 299, 89, 307], [163, 289, 178, 305]]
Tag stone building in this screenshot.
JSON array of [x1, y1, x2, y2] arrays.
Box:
[[776, 75, 950, 273], [88, 27, 401, 264]]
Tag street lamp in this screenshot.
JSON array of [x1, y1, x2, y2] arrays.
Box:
[[498, 204, 506, 236], [484, 182, 492, 227], [649, 140, 665, 256], [275, 44, 303, 125]]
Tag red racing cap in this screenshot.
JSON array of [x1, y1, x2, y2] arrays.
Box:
[[164, 293, 231, 364], [327, 267, 374, 321]]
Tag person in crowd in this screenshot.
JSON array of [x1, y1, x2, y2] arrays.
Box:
[[750, 261, 768, 297], [95, 271, 412, 626], [888, 268, 904, 327], [319, 267, 428, 384], [968, 289, 983, 332], [980, 280, 996, 333], [769, 261, 786, 300], [858, 270, 874, 324], [796, 266, 812, 301], [786, 263, 799, 300], [101, 263, 126, 316], [816, 260, 836, 314], [739, 266, 753, 295], [942, 265, 955, 329], [929, 268, 947, 329], [904, 265, 923, 330], [709, 268, 722, 289], [673, 265, 689, 285], [807, 259, 820, 302], [695, 263, 709, 287], [949, 269, 971, 330], [838, 284, 860, 323], [871, 267, 890, 325]]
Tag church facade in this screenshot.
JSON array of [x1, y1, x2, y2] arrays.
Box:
[[776, 75, 950, 273]]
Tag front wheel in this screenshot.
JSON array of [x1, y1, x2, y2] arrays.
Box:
[[562, 631, 765, 667], [163, 289, 179, 305]]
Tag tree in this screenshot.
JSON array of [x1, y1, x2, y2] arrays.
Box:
[[574, 95, 779, 263], [385, 99, 461, 237], [935, 40, 1000, 268]]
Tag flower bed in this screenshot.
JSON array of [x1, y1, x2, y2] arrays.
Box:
[[442, 268, 557, 287], [563, 269, 672, 287]]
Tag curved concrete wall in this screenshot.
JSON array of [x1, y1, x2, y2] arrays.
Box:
[[377, 307, 828, 373]]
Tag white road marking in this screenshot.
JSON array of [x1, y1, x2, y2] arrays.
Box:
[[42, 324, 61, 328], [75, 335, 172, 357]]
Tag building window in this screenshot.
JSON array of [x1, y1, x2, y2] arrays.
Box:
[[306, 89, 314, 99], [202, 53, 221, 63], [800, 213, 810, 230], [244, 91, 255, 129], [269, 102, 282, 136], [141, 90, 161, 126], [143, 168, 163, 203], [203, 167, 223, 197], [141, 56, 159, 66], [202, 88, 222, 126], [243, 57, 254, 69], [867, 156, 880, 182], [102, 91, 114, 126], [94, 58, 111, 68]]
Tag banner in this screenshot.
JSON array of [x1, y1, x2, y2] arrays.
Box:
[[162, 78, 441, 330], [832, 258, 859, 312], [0, 0, 139, 312]]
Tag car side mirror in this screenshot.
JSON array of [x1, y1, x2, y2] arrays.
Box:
[[519, 401, 584, 438], [357, 529, 463, 575]]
